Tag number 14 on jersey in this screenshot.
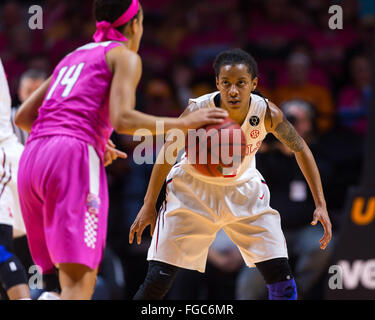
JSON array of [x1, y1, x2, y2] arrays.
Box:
[[46, 63, 85, 100]]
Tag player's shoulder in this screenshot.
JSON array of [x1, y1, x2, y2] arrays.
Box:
[[267, 100, 283, 117], [106, 44, 140, 62], [264, 99, 284, 132], [250, 91, 271, 109], [251, 91, 267, 101], [106, 44, 141, 73], [187, 91, 219, 111], [189, 91, 219, 105], [56, 42, 127, 70], [249, 91, 279, 114]]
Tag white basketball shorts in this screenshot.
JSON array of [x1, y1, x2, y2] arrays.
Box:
[[147, 164, 288, 272]]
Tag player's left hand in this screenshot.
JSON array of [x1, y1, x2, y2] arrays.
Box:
[[311, 207, 332, 250], [104, 139, 127, 167]]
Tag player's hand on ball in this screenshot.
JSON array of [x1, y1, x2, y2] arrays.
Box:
[[182, 108, 228, 130], [129, 203, 157, 245], [104, 139, 127, 167], [311, 207, 332, 250]]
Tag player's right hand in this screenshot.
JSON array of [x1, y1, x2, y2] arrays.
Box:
[[182, 108, 228, 130], [104, 139, 128, 167], [129, 203, 157, 245]]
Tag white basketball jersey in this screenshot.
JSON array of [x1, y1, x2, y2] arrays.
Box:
[[0, 59, 13, 142], [180, 91, 268, 185]]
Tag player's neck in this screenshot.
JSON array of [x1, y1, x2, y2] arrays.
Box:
[[220, 98, 251, 126], [122, 38, 137, 52]]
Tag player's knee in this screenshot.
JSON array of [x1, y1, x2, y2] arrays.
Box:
[[133, 261, 179, 300], [58, 263, 97, 295], [58, 264, 97, 299], [255, 257, 297, 300], [0, 249, 28, 291], [59, 263, 93, 282]]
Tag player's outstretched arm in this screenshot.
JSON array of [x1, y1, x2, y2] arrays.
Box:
[[129, 140, 176, 245], [107, 46, 227, 135], [14, 76, 52, 132], [265, 102, 332, 250]]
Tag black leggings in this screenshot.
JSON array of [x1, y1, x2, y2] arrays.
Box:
[[255, 258, 294, 284], [133, 261, 179, 300], [133, 258, 293, 300]]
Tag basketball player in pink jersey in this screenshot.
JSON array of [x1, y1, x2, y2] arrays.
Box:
[[15, 0, 227, 300], [130, 49, 332, 300]]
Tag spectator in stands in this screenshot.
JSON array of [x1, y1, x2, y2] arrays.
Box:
[[305, 1, 359, 78], [142, 78, 181, 117], [11, 69, 47, 145], [337, 54, 371, 136], [176, 2, 236, 73], [171, 61, 194, 109], [273, 52, 335, 134]]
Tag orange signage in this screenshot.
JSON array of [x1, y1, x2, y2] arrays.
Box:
[[351, 197, 375, 225]]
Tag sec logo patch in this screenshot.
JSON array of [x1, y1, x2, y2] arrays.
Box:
[[250, 130, 260, 139], [249, 116, 260, 126]]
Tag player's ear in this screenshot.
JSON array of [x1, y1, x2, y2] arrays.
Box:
[[216, 77, 220, 90], [130, 19, 138, 35], [130, 8, 143, 36], [252, 77, 258, 91]]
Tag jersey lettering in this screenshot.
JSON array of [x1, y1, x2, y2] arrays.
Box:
[[245, 141, 262, 155]]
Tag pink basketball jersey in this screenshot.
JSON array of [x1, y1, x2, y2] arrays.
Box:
[[29, 41, 123, 160]]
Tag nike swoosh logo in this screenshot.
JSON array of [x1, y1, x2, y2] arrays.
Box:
[[159, 271, 171, 276], [259, 193, 265, 200]]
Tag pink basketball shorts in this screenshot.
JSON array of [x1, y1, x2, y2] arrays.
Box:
[[17, 135, 108, 273]]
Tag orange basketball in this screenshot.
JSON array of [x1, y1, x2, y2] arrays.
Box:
[[185, 117, 247, 177]]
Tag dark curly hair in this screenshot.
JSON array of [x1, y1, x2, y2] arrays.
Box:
[[94, 0, 142, 32], [213, 48, 258, 79]]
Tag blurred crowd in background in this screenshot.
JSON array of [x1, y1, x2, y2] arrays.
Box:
[[0, 0, 373, 299]]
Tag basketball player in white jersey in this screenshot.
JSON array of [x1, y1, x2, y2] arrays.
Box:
[[130, 49, 332, 300], [0, 59, 31, 300]]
